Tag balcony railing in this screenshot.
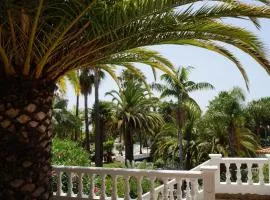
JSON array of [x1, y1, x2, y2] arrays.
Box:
[[52, 165, 217, 200], [207, 154, 270, 195], [52, 154, 270, 199]]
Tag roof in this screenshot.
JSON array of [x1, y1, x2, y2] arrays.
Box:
[[256, 147, 270, 154]]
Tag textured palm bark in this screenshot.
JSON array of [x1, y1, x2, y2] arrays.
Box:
[[124, 129, 134, 163], [228, 121, 236, 157], [0, 79, 55, 200], [94, 71, 103, 167]]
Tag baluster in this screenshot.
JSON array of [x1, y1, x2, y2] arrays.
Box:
[[163, 178, 169, 200], [247, 163, 253, 185], [77, 172, 83, 198], [176, 178, 182, 200], [67, 171, 73, 197], [88, 174, 95, 199], [190, 178, 198, 200], [111, 175, 118, 200], [186, 178, 191, 200], [124, 176, 130, 200], [169, 184, 174, 200], [259, 163, 264, 185], [100, 174, 106, 199], [137, 176, 143, 200], [236, 163, 242, 184], [150, 176, 156, 200], [225, 163, 231, 184], [56, 171, 62, 196]]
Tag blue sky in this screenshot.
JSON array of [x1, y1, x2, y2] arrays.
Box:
[[66, 18, 270, 112]]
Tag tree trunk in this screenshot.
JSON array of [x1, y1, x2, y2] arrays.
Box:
[[228, 121, 236, 157], [84, 94, 90, 152], [74, 94, 79, 141], [124, 129, 134, 164], [178, 129, 184, 169], [0, 79, 56, 199], [185, 133, 192, 170], [139, 132, 143, 154], [177, 102, 184, 170], [94, 70, 103, 167]]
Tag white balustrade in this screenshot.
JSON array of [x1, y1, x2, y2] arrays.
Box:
[[207, 154, 270, 195], [52, 165, 216, 200], [52, 154, 270, 199]]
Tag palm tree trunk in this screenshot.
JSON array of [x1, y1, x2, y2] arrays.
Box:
[[177, 101, 184, 170], [228, 121, 236, 157], [84, 94, 90, 152], [94, 70, 103, 167], [124, 129, 134, 164], [178, 129, 184, 169], [0, 79, 55, 199], [74, 94, 79, 141], [139, 132, 143, 154], [185, 130, 192, 170]]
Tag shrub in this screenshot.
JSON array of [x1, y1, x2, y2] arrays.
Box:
[[52, 138, 90, 166]]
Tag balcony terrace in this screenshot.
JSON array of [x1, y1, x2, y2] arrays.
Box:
[[52, 154, 270, 200]]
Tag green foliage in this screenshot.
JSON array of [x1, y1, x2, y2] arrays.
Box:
[[52, 138, 90, 166], [107, 80, 164, 161], [104, 139, 114, 153], [52, 96, 82, 139], [203, 87, 260, 157]]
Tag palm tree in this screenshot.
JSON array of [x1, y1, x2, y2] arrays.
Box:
[[107, 81, 164, 163], [93, 69, 105, 166], [58, 70, 81, 140], [52, 96, 82, 139], [79, 69, 95, 152], [206, 87, 259, 156], [1, 0, 270, 198], [59, 48, 175, 166], [153, 101, 202, 169], [91, 101, 116, 164], [153, 66, 214, 169]]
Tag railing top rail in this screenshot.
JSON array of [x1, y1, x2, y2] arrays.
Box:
[[52, 165, 203, 178], [191, 159, 210, 171], [220, 157, 269, 162]]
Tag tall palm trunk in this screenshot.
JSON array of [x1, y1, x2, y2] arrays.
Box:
[[0, 79, 55, 199], [124, 129, 134, 164], [228, 121, 236, 157], [178, 128, 184, 169], [74, 94, 79, 141], [139, 132, 143, 154], [177, 101, 184, 170], [94, 70, 103, 167], [185, 129, 192, 169], [84, 93, 90, 152]]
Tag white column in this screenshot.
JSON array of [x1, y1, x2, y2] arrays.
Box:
[[56, 171, 62, 196], [67, 171, 73, 197], [208, 154, 222, 184], [201, 166, 218, 200], [150, 176, 156, 200], [163, 178, 169, 200], [258, 163, 265, 185], [236, 163, 242, 185], [176, 178, 182, 200], [100, 174, 106, 199], [225, 163, 231, 184], [124, 176, 130, 200], [137, 176, 143, 200], [77, 172, 83, 198], [186, 178, 191, 200], [111, 175, 118, 200], [247, 163, 253, 185]]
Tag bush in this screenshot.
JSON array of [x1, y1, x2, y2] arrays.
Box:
[[52, 138, 90, 166]]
